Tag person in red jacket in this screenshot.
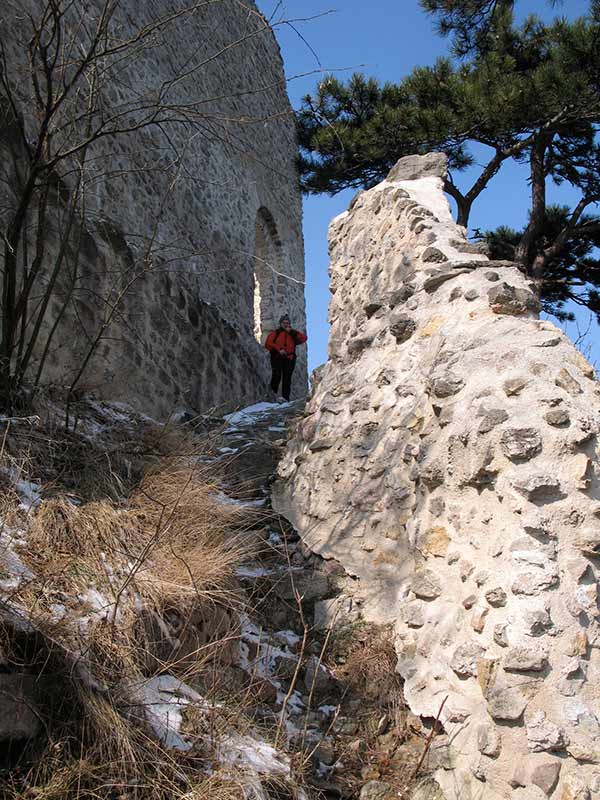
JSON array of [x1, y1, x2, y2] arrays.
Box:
[[265, 314, 307, 402]]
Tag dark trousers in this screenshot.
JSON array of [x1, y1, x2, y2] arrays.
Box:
[[270, 352, 296, 400]]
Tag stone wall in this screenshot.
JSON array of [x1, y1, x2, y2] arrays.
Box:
[[0, 0, 306, 417], [274, 154, 600, 799]]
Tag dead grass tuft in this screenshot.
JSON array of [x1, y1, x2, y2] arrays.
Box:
[[0, 407, 282, 800]]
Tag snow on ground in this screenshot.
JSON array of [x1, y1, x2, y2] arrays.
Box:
[[76, 586, 119, 628], [272, 629, 301, 647], [224, 402, 289, 428], [0, 466, 42, 512], [123, 674, 210, 752], [213, 491, 266, 508], [239, 613, 305, 742], [235, 565, 276, 578], [218, 734, 290, 776], [0, 525, 34, 590]]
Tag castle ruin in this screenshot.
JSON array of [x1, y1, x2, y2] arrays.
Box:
[[0, 0, 306, 417]]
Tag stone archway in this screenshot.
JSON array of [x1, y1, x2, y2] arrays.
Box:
[[253, 207, 283, 343]]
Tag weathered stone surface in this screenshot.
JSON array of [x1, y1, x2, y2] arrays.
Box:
[[411, 780, 445, 800], [556, 368, 583, 396], [364, 301, 384, 318], [488, 283, 540, 316], [545, 408, 570, 426], [314, 596, 359, 630], [560, 773, 591, 800], [522, 607, 553, 636], [0, 674, 41, 741], [430, 373, 464, 398], [494, 624, 509, 647], [504, 645, 547, 672], [511, 570, 559, 595], [313, 739, 336, 766], [512, 756, 561, 796], [389, 312, 417, 344], [510, 471, 564, 502], [423, 525, 450, 557], [478, 408, 509, 434], [412, 569, 442, 599], [304, 655, 333, 695], [387, 152, 448, 181], [399, 599, 426, 627], [477, 723, 501, 757], [576, 528, 600, 557], [359, 780, 397, 800], [485, 587, 507, 607], [487, 686, 528, 721], [500, 428, 542, 461], [274, 152, 600, 800], [276, 572, 329, 602], [422, 247, 448, 263], [424, 268, 473, 293], [526, 711, 568, 752], [504, 376, 527, 395], [348, 335, 375, 356], [471, 605, 489, 633], [387, 285, 415, 307], [450, 642, 485, 677]]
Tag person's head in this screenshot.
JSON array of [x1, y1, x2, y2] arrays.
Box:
[[279, 314, 291, 330]]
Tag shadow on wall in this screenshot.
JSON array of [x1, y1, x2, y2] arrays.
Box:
[[254, 207, 287, 345]]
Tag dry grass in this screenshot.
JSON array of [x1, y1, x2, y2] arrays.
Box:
[[0, 405, 291, 800], [323, 622, 420, 798]]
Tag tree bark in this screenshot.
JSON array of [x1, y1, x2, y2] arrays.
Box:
[[515, 135, 549, 280], [444, 180, 472, 227]]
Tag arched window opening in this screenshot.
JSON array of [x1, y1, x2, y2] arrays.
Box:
[[253, 207, 282, 344]]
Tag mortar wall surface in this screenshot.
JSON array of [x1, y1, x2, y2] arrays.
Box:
[[275, 153, 600, 800]]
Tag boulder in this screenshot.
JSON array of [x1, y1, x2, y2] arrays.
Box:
[[387, 152, 448, 181], [0, 674, 41, 741]]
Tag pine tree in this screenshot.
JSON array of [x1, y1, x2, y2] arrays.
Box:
[[297, 4, 600, 321]]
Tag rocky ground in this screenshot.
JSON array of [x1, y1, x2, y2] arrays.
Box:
[[212, 400, 445, 800], [0, 398, 442, 800]]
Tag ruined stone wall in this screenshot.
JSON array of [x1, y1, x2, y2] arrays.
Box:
[[275, 154, 600, 800], [0, 0, 306, 417]]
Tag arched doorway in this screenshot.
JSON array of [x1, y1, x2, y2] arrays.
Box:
[[253, 207, 283, 343]]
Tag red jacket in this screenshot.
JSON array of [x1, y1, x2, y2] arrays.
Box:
[[265, 328, 307, 359]]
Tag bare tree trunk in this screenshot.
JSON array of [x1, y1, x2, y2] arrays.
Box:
[[444, 180, 472, 228], [515, 135, 548, 281], [1, 173, 38, 407]]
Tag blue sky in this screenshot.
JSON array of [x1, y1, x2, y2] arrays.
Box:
[[256, 0, 597, 372]]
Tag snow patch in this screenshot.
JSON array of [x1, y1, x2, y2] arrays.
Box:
[[224, 402, 283, 427], [213, 491, 266, 508], [236, 565, 275, 578], [123, 674, 209, 752], [218, 733, 290, 777]]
